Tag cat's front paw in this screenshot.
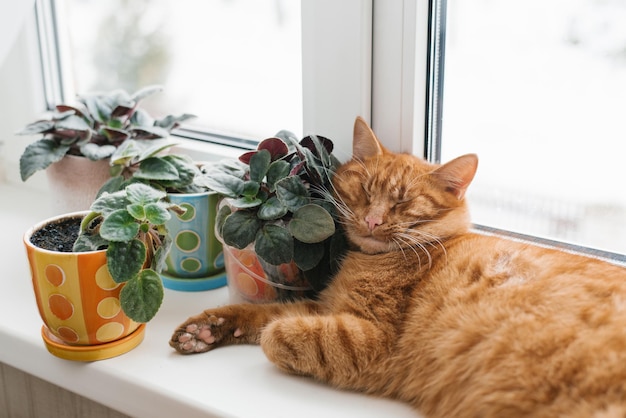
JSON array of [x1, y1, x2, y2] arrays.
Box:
[[170, 312, 243, 354]]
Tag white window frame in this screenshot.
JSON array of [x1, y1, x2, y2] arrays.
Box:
[[31, 0, 434, 162], [372, 0, 429, 156], [303, 0, 435, 160]]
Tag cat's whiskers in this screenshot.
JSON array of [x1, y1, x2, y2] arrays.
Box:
[[393, 232, 433, 269], [392, 236, 423, 267], [312, 180, 358, 225], [404, 227, 448, 259], [391, 236, 415, 265], [394, 220, 450, 266]]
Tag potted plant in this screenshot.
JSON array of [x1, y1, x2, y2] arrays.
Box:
[[17, 85, 195, 212], [23, 183, 183, 361], [97, 139, 226, 291], [197, 131, 345, 302]]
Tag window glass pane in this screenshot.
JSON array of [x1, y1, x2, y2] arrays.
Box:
[[441, 0, 626, 254], [60, 0, 302, 140]]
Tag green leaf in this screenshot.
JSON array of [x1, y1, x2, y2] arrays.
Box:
[[230, 196, 263, 209], [83, 94, 114, 124], [266, 160, 291, 190], [215, 203, 232, 234], [119, 269, 164, 323], [242, 180, 260, 198], [96, 176, 126, 197], [106, 239, 146, 283], [289, 204, 335, 243], [55, 114, 91, 131], [100, 126, 130, 143], [257, 197, 288, 220], [249, 149, 271, 182], [254, 224, 293, 265], [274, 129, 299, 146], [125, 183, 167, 205], [72, 233, 108, 252], [109, 89, 133, 109], [107, 119, 124, 129], [131, 85, 163, 102], [221, 211, 262, 249], [135, 157, 179, 180], [80, 143, 116, 160], [275, 176, 309, 212], [300, 147, 325, 183], [75, 130, 93, 147], [195, 171, 244, 197], [152, 235, 172, 272], [161, 154, 198, 187], [131, 125, 171, 139], [16, 120, 55, 135], [19, 139, 70, 181], [144, 202, 171, 225], [100, 209, 140, 241], [293, 240, 325, 271], [110, 139, 141, 165], [136, 140, 177, 161], [128, 108, 152, 127], [90, 190, 129, 214], [126, 203, 146, 220], [155, 113, 196, 130]]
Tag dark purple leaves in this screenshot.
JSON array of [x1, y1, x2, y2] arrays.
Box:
[[300, 135, 333, 157], [239, 137, 289, 164]]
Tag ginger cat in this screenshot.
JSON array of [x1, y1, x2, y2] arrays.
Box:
[[170, 117, 626, 418]]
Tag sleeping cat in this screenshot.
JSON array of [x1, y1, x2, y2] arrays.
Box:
[[170, 117, 626, 418]]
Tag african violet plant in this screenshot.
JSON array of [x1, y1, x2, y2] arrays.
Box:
[[96, 138, 204, 196], [18, 85, 195, 181], [73, 183, 184, 322], [197, 131, 344, 290]]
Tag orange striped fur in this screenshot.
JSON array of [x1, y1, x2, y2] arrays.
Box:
[[171, 117, 626, 418]]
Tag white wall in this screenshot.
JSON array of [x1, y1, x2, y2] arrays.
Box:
[[0, 13, 46, 189]]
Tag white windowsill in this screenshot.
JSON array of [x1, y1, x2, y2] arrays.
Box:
[[0, 180, 415, 418]]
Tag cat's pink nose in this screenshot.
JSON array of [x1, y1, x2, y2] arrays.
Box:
[[365, 215, 383, 231]]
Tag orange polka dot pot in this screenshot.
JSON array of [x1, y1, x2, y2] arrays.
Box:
[[23, 212, 144, 361]]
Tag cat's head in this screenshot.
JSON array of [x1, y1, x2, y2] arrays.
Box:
[[331, 117, 478, 255]]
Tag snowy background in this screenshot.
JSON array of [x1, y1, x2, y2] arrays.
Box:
[[443, 0, 626, 254]]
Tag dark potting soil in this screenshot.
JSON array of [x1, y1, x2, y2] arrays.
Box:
[[30, 216, 81, 252]]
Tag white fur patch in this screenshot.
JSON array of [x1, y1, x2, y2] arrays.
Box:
[[498, 275, 527, 288], [613, 295, 626, 312], [492, 252, 527, 288]]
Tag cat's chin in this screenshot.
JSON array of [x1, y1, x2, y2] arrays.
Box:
[[352, 235, 394, 254]]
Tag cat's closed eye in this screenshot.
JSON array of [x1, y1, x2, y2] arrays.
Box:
[[360, 184, 372, 202], [396, 196, 414, 204]]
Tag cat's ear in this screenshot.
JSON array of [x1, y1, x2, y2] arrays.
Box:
[[431, 154, 478, 200], [353, 116, 387, 160]]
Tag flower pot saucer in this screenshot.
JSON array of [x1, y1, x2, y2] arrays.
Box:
[[160, 270, 227, 292], [41, 324, 146, 362]]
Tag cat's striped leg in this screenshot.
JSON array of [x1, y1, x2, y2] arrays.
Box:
[[170, 300, 321, 354], [260, 313, 391, 389]]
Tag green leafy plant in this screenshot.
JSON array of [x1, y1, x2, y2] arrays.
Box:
[[18, 85, 195, 181], [198, 132, 345, 290], [96, 138, 204, 196], [73, 183, 184, 322]]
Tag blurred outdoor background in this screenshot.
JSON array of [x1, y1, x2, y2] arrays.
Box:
[[62, 0, 626, 254]]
